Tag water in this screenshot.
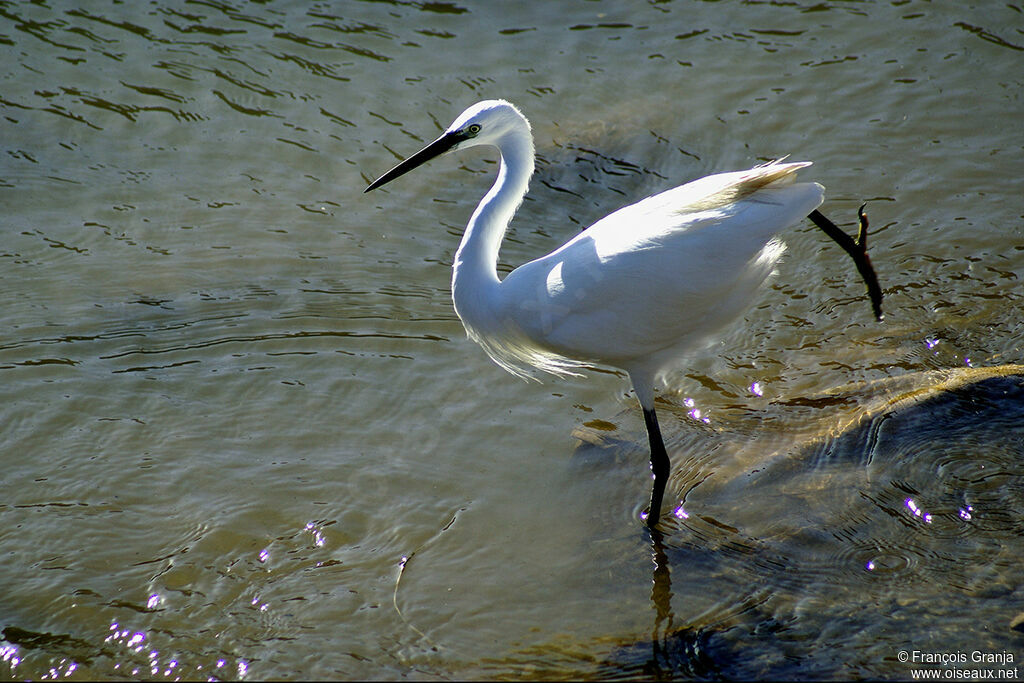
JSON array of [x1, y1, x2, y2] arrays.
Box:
[[2, 0, 1022, 679]]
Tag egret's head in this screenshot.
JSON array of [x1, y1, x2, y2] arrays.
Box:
[[365, 99, 530, 192], [444, 99, 530, 149]]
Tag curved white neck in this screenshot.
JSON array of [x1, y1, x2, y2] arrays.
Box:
[[451, 130, 534, 322]]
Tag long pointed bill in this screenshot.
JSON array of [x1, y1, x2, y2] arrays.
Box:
[[364, 130, 468, 193]]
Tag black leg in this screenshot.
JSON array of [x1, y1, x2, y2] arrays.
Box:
[[642, 406, 671, 527], [647, 526, 674, 672], [807, 205, 884, 322]]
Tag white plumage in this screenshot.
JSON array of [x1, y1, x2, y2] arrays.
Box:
[[366, 99, 826, 526]]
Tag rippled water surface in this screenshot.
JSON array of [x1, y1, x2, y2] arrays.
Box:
[[2, 1, 1022, 680]]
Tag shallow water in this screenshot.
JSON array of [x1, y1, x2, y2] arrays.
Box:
[[1, 1, 1022, 680]]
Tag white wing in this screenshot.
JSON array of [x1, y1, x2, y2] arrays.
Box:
[[499, 162, 824, 375]]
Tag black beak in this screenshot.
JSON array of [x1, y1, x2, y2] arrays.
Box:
[[364, 130, 467, 193]]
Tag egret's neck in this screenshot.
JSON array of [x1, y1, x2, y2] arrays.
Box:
[[452, 132, 534, 313]]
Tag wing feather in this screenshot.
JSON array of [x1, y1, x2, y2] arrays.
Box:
[[495, 161, 824, 376]]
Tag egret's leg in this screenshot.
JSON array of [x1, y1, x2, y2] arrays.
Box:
[[642, 405, 671, 527], [807, 206, 883, 321]]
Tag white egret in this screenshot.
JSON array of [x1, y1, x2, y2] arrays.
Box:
[[365, 99, 880, 527]]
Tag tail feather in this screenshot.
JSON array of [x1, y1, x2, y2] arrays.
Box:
[[680, 159, 812, 214]]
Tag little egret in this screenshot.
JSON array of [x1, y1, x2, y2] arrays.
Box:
[[365, 99, 880, 527]]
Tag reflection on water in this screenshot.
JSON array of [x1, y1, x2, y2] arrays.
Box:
[[102, 621, 248, 680], [579, 368, 1024, 680], [3, 0, 1024, 680]]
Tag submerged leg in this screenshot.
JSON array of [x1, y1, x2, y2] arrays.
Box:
[[642, 404, 671, 527]]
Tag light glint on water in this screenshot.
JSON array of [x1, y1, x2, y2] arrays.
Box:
[[905, 498, 933, 524], [101, 621, 250, 680], [305, 520, 327, 547], [1, 644, 21, 669], [0, 0, 1021, 679]]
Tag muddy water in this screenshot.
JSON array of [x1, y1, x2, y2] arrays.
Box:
[[1, 1, 1022, 679]]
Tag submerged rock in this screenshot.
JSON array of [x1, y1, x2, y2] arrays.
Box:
[[570, 365, 1024, 679]]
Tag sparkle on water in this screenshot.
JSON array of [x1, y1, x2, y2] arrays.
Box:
[[1, 0, 1021, 679]]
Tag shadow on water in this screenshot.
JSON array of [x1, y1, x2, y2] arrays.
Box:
[[578, 366, 1024, 680]]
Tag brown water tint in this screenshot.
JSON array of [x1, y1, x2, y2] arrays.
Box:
[[570, 367, 1024, 679], [2, 0, 1023, 679]]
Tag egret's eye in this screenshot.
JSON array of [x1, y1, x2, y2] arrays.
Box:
[[466, 124, 482, 135]]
